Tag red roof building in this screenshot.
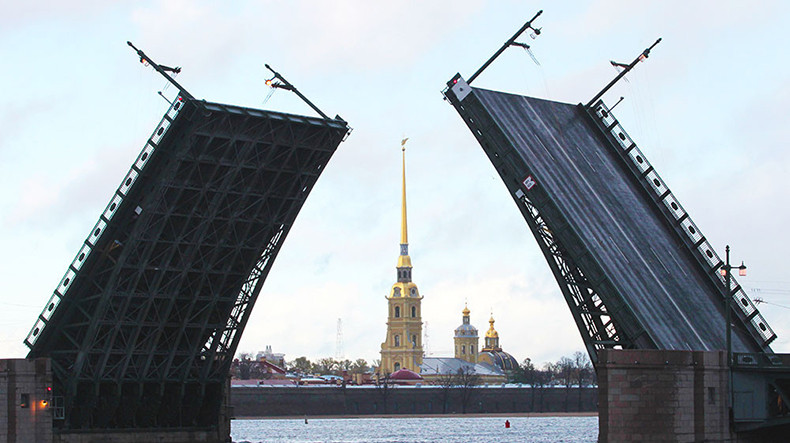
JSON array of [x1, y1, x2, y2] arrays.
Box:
[[389, 368, 423, 385]]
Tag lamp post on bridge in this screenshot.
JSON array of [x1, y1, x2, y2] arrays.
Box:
[[719, 245, 747, 367]]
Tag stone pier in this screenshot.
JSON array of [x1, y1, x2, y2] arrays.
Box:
[[1, 358, 53, 443], [2, 358, 231, 443], [597, 349, 787, 442]]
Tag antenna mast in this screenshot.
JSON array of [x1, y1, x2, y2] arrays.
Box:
[[423, 321, 429, 356], [335, 318, 344, 361]]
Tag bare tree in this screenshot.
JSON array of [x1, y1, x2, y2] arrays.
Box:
[[287, 356, 312, 375], [373, 372, 394, 414], [572, 351, 593, 387], [556, 356, 574, 387], [435, 370, 455, 413], [314, 357, 338, 375], [336, 359, 352, 372], [249, 361, 267, 379], [238, 357, 252, 380], [518, 358, 537, 410], [537, 361, 555, 410], [455, 366, 481, 414], [556, 356, 575, 411], [519, 358, 536, 385], [349, 359, 369, 374], [573, 351, 593, 411]]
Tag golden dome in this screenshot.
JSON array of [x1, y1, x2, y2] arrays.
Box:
[[462, 304, 470, 316], [485, 315, 499, 338]]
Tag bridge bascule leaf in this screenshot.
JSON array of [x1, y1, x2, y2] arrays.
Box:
[[443, 74, 775, 365], [25, 92, 350, 430]]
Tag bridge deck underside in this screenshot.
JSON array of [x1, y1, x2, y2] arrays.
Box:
[[468, 88, 760, 354], [27, 98, 348, 429]]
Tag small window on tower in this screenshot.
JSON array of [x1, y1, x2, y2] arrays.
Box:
[[395, 335, 400, 347], [411, 306, 416, 317], [462, 345, 466, 355], [395, 306, 400, 318], [394, 362, 401, 372]]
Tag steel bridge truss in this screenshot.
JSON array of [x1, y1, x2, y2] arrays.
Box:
[[443, 76, 656, 364], [513, 188, 633, 362], [443, 74, 775, 364], [25, 95, 350, 430], [585, 100, 776, 351]]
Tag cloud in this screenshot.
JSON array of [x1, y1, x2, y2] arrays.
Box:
[[0, 0, 130, 31], [0, 99, 56, 155], [4, 0, 790, 368], [129, 0, 485, 81], [3, 141, 138, 229]]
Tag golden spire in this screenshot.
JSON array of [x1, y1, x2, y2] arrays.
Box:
[[400, 138, 408, 246], [397, 138, 412, 270]]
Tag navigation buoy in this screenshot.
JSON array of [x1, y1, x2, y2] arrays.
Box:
[[505, 420, 510, 428]]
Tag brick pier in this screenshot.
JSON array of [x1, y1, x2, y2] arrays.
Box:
[[597, 349, 781, 442]]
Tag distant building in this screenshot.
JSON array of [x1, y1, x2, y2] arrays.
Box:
[[376, 141, 518, 384], [479, 314, 519, 373], [231, 346, 287, 381], [420, 356, 506, 385], [389, 368, 424, 385], [256, 345, 285, 368], [379, 142, 423, 374], [420, 306, 508, 384], [454, 304, 479, 364]]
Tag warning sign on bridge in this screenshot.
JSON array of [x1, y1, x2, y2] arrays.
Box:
[[522, 175, 536, 190]]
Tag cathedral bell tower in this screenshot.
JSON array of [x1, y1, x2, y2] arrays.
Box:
[[379, 139, 423, 374], [454, 304, 479, 363], [482, 314, 502, 352]]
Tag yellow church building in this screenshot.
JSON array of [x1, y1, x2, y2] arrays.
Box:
[[377, 140, 518, 383], [420, 306, 516, 385], [378, 140, 423, 374], [454, 304, 479, 364]]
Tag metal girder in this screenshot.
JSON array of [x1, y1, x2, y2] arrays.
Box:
[[583, 100, 776, 353], [443, 73, 775, 366], [512, 189, 634, 364], [442, 75, 655, 365], [26, 95, 349, 430]]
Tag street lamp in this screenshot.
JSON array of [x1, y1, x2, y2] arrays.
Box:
[[719, 245, 747, 367]]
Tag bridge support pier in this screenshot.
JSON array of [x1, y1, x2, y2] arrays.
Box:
[[597, 349, 772, 442], [0, 358, 53, 443], [1, 358, 231, 443]]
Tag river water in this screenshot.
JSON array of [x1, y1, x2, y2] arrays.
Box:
[[232, 416, 598, 442]]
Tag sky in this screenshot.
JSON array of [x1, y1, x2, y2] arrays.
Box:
[[1, 1, 789, 368]]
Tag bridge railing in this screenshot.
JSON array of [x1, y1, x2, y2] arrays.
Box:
[[588, 100, 776, 349], [24, 95, 187, 349]]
